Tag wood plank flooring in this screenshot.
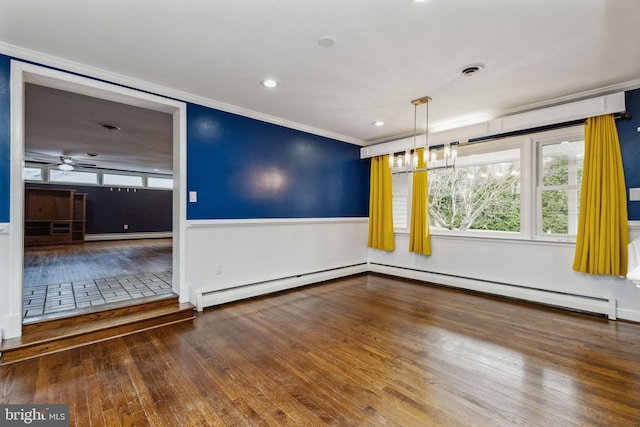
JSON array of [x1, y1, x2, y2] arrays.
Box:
[[2, 274, 640, 426], [22, 238, 173, 320], [23, 238, 173, 286]]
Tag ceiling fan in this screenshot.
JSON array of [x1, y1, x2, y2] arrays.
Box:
[[25, 151, 97, 171]]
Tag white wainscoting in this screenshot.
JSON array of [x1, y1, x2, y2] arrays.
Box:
[[369, 232, 640, 322], [185, 218, 369, 309]]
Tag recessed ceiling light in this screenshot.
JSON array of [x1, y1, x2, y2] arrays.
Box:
[[318, 36, 336, 48], [413, 0, 430, 3], [261, 79, 278, 88], [373, 121, 385, 127]]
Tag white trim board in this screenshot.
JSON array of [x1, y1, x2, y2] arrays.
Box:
[[368, 263, 617, 320], [195, 264, 368, 311], [187, 217, 368, 228], [361, 92, 626, 159], [5, 60, 188, 339], [0, 42, 362, 146]]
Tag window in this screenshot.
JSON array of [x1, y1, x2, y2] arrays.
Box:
[[390, 125, 584, 241], [537, 137, 583, 237], [24, 166, 43, 181], [391, 172, 410, 230], [429, 144, 521, 233], [23, 165, 174, 191], [103, 173, 144, 187], [49, 169, 98, 185], [147, 176, 174, 189]]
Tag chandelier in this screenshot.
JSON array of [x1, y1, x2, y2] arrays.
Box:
[[390, 96, 457, 173]]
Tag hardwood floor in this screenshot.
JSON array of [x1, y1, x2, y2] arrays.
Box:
[[23, 238, 173, 286], [22, 239, 173, 319], [2, 274, 639, 426]]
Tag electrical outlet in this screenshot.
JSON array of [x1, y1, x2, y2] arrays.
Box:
[[124, 224, 129, 230], [630, 188, 640, 201], [216, 265, 223, 275]]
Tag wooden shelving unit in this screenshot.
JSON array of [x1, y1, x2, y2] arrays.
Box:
[[25, 188, 86, 246], [72, 193, 86, 243]]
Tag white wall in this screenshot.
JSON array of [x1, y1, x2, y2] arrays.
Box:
[[185, 218, 368, 302], [369, 224, 640, 321]]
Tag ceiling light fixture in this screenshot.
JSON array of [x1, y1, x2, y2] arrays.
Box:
[[261, 79, 278, 88], [390, 96, 456, 173], [59, 155, 75, 171], [372, 121, 385, 127]]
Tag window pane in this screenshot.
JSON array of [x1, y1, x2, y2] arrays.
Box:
[[541, 140, 583, 187], [392, 172, 409, 230], [24, 167, 43, 181], [539, 138, 583, 236], [429, 148, 520, 232], [49, 169, 98, 184], [147, 176, 173, 189], [103, 173, 143, 187], [541, 189, 580, 235]]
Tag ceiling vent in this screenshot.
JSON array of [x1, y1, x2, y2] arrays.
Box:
[[459, 63, 485, 77]]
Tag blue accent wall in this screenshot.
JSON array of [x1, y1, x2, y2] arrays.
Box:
[[186, 103, 370, 219], [618, 88, 640, 221], [0, 55, 10, 222]]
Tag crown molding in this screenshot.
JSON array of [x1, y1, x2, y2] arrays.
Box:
[[0, 42, 364, 146]]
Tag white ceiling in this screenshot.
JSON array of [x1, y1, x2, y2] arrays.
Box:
[[24, 84, 174, 175], [2, 0, 640, 173]]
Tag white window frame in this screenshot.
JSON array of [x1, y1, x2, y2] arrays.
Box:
[[102, 171, 145, 187], [48, 167, 99, 185], [23, 165, 174, 191], [23, 164, 44, 181], [534, 126, 584, 242], [146, 175, 174, 189], [390, 125, 584, 243], [428, 136, 525, 239]]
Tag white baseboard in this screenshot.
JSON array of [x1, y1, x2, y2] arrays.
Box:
[[615, 307, 640, 323], [369, 263, 617, 320], [196, 263, 368, 311], [84, 232, 172, 241]]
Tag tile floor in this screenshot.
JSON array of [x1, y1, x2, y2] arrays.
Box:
[[23, 271, 173, 318]]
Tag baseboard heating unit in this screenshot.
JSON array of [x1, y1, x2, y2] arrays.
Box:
[[369, 263, 617, 320], [195, 263, 368, 311]]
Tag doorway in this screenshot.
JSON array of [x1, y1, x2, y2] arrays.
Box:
[[9, 60, 188, 336]]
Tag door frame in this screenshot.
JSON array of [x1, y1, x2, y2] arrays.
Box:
[[8, 60, 188, 337]]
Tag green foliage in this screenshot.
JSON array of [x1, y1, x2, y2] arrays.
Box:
[[428, 162, 520, 231], [541, 157, 570, 234]]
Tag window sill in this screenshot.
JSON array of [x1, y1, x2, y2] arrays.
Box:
[[393, 229, 576, 246]]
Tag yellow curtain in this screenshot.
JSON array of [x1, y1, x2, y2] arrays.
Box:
[[368, 155, 395, 251], [409, 148, 432, 255], [573, 114, 629, 276]]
